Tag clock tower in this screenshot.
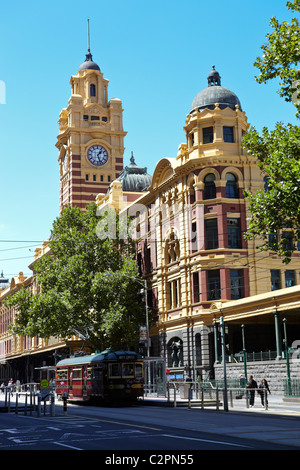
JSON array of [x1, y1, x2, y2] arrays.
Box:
[[56, 48, 126, 211]]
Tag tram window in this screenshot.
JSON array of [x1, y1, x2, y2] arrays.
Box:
[[73, 368, 82, 379], [57, 369, 68, 380], [122, 363, 134, 377], [92, 367, 102, 379], [86, 367, 92, 379], [135, 364, 143, 378], [109, 364, 121, 377]]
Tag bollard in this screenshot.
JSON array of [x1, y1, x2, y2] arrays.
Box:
[[37, 393, 42, 417], [188, 384, 192, 409], [63, 392, 68, 416], [24, 393, 28, 416], [264, 388, 268, 410], [50, 392, 55, 417], [15, 393, 18, 414]]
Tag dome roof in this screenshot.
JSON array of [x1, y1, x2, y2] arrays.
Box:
[[190, 66, 242, 113], [111, 153, 152, 193], [0, 271, 9, 290], [78, 50, 100, 72]]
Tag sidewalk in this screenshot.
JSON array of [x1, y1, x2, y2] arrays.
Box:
[[1, 390, 300, 418], [142, 391, 300, 417]]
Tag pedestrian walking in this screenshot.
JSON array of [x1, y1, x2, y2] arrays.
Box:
[[8, 378, 14, 396], [246, 375, 257, 407], [258, 379, 271, 407]]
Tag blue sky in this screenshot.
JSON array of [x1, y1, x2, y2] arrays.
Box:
[[0, 0, 298, 278]]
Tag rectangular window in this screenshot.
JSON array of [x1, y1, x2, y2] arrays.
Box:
[[109, 364, 121, 377], [191, 221, 197, 252], [73, 368, 82, 379], [100, 175, 104, 182], [269, 232, 278, 250], [193, 272, 200, 303], [85, 174, 89, 181], [83, 115, 89, 121], [122, 363, 134, 377], [203, 127, 214, 144], [285, 270, 295, 288], [135, 363, 143, 379], [207, 270, 221, 300], [108, 175, 111, 182], [223, 126, 234, 142], [93, 175, 96, 181], [168, 282, 172, 309], [91, 115, 99, 120], [230, 269, 243, 299], [282, 231, 293, 251], [205, 219, 218, 249], [271, 269, 281, 291], [227, 218, 241, 248], [174, 280, 178, 307]]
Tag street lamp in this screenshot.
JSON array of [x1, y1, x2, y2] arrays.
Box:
[[283, 318, 291, 395], [220, 316, 228, 412], [241, 324, 247, 386]]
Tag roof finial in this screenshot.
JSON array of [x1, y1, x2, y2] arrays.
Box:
[[130, 151, 136, 165], [87, 18, 90, 52], [208, 65, 221, 86], [85, 18, 93, 61]]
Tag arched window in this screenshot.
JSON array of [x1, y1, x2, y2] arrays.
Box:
[[204, 173, 216, 199], [90, 84, 96, 97], [225, 172, 238, 198]]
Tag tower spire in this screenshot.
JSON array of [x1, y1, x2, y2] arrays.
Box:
[[85, 18, 93, 61], [87, 18, 90, 53]]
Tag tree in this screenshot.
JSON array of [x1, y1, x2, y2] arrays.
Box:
[[5, 203, 146, 351], [242, 0, 300, 263], [254, 0, 300, 116]]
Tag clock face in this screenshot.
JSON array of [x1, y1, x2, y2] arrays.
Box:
[[87, 145, 108, 166]]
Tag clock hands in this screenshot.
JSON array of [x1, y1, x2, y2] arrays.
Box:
[[88, 145, 108, 165]]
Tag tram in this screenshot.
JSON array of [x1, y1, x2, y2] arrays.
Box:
[[56, 349, 144, 402]]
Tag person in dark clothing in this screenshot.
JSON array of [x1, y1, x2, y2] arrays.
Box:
[[246, 375, 258, 407], [258, 379, 271, 407]]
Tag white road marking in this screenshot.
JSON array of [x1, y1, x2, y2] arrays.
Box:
[[53, 441, 83, 450], [161, 433, 253, 448]]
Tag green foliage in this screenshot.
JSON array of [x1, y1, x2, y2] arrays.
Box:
[[254, 0, 300, 117], [5, 203, 146, 350], [242, 123, 300, 263]]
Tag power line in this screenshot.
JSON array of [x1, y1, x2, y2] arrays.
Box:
[[0, 255, 33, 262], [0, 240, 44, 243], [0, 244, 39, 253]]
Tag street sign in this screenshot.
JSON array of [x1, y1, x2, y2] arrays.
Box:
[[40, 379, 49, 389], [40, 379, 49, 401]]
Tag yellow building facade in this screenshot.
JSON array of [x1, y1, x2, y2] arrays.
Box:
[[97, 66, 300, 378]]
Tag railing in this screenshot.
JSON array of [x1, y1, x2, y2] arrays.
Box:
[[166, 381, 269, 410], [224, 348, 300, 363], [284, 379, 300, 397], [0, 385, 56, 416]]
